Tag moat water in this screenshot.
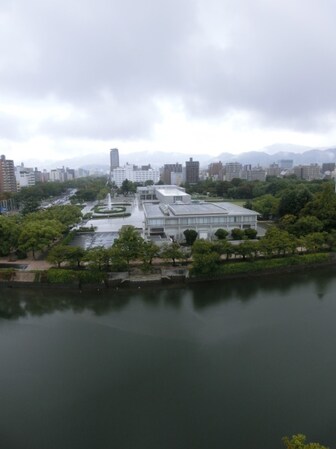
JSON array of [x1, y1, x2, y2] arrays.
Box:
[[1, 267, 336, 449]]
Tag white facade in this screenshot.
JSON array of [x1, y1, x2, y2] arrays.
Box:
[[171, 171, 184, 186], [111, 164, 160, 187], [144, 201, 258, 241], [140, 184, 259, 242], [16, 169, 36, 189]]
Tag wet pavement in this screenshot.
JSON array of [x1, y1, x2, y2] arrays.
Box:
[[72, 196, 145, 249]]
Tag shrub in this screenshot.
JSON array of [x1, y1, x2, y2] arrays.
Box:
[[231, 228, 245, 240], [183, 229, 198, 245], [47, 269, 78, 284], [0, 269, 14, 281], [244, 228, 257, 239], [77, 270, 106, 284], [214, 228, 229, 240]]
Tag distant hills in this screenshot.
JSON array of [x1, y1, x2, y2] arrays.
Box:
[[23, 144, 336, 170], [211, 147, 336, 167]]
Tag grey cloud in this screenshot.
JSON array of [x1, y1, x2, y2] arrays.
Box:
[[40, 96, 160, 140], [181, 0, 336, 129], [0, 113, 27, 140], [2, 0, 336, 141]]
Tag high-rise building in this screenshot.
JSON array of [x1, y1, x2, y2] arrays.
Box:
[[278, 159, 293, 170], [110, 149, 119, 170], [267, 163, 282, 177], [225, 162, 242, 181], [241, 167, 267, 182], [185, 158, 199, 184], [293, 164, 321, 181], [322, 163, 336, 173], [162, 163, 183, 184], [0, 155, 17, 193], [208, 162, 223, 180]]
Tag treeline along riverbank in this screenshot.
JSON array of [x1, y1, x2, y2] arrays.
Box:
[[0, 252, 335, 291]]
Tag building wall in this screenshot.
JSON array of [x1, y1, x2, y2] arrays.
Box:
[[110, 148, 119, 170], [293, 164, 321, 180], [225, 162, 242, 181], [170, 171, 184, 186], [16, 170, 36, 189], [111, 164, 160, 187], [185, 158, 199, 183], [162, 163, 182, 184], [0, 155, 17, 193], [145, 212, 257, 241]]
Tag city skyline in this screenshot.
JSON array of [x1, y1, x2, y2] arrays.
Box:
[[2, 1, 336, 162]]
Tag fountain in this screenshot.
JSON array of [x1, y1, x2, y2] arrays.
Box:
[[88, 192, 129, 219], [106, 193, 112, 211]]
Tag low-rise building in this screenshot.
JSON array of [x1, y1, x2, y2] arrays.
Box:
[[139, 185, 259, 242]]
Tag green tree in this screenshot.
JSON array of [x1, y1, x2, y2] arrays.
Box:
[[192, 239, 216, 255], [282, 433, 328, 449], [84, 247, 110, 271], [18, 219, 63, 259], [214, 228, 229, 240], [252, 194, 280, 219], [120, 179, 136, 195], [191, 240, 221, 275], [301, 183, 336, 231], [244, 228, 257, 239], [278, 186, 313, 217], [231, 228, 245, 240], [27, 205, 82, 230], [183, 229, 198, 245], [291, 216, 324, 237], [234, 240, 259, 260], [65, 246, 85, 267], [47, 245, 69, 268], [140, 241, 160, 267], [303, 232, 326, 253], [259, 227, 295, 257], [0, 215, 20, 256], [160, 242, 183, 266], [112, 226, 144, 271], [214, 240, 235, 260]]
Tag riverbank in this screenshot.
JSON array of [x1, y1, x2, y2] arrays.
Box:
[[0, 253, 335, 291]]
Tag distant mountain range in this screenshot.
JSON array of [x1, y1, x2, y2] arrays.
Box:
[[24, 144, 336, 170]]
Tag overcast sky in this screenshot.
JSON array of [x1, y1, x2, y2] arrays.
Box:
[[2, 0, 336, 163]]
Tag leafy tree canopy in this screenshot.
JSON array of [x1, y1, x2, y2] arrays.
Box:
[[282, 434, 329, 449]]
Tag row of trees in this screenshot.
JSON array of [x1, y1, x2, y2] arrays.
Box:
[[46, 224, 336, 275], [191, 226, 336, 276], [47, 226, 188, 272], [0, 205, 82, 258], [183, 176, 327, 200], [250, 183, 336, 229]]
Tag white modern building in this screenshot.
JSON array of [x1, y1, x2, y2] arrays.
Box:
[[139, 185, 259, 242], [15, 168, 36, 189], [111, 164, 160, 187]]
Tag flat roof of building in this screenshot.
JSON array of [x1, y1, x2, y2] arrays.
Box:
[[155, 187, 189, 197], [143, 201, 258, 219], [168, 202, 227, 216]]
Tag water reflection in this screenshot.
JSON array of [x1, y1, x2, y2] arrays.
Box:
[[0, 266, 335, 321], [0, 289, 130, 321], [192, 268, 336, 309]]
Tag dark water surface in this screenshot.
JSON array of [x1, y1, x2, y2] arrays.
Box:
[[1, 268, 336, 449]]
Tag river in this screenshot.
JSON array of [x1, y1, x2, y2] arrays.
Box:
[[1, 267, 336, 449]]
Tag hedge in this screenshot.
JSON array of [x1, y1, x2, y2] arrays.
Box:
[[190, 253, 331, 278], [47, 268, 106, 284]]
